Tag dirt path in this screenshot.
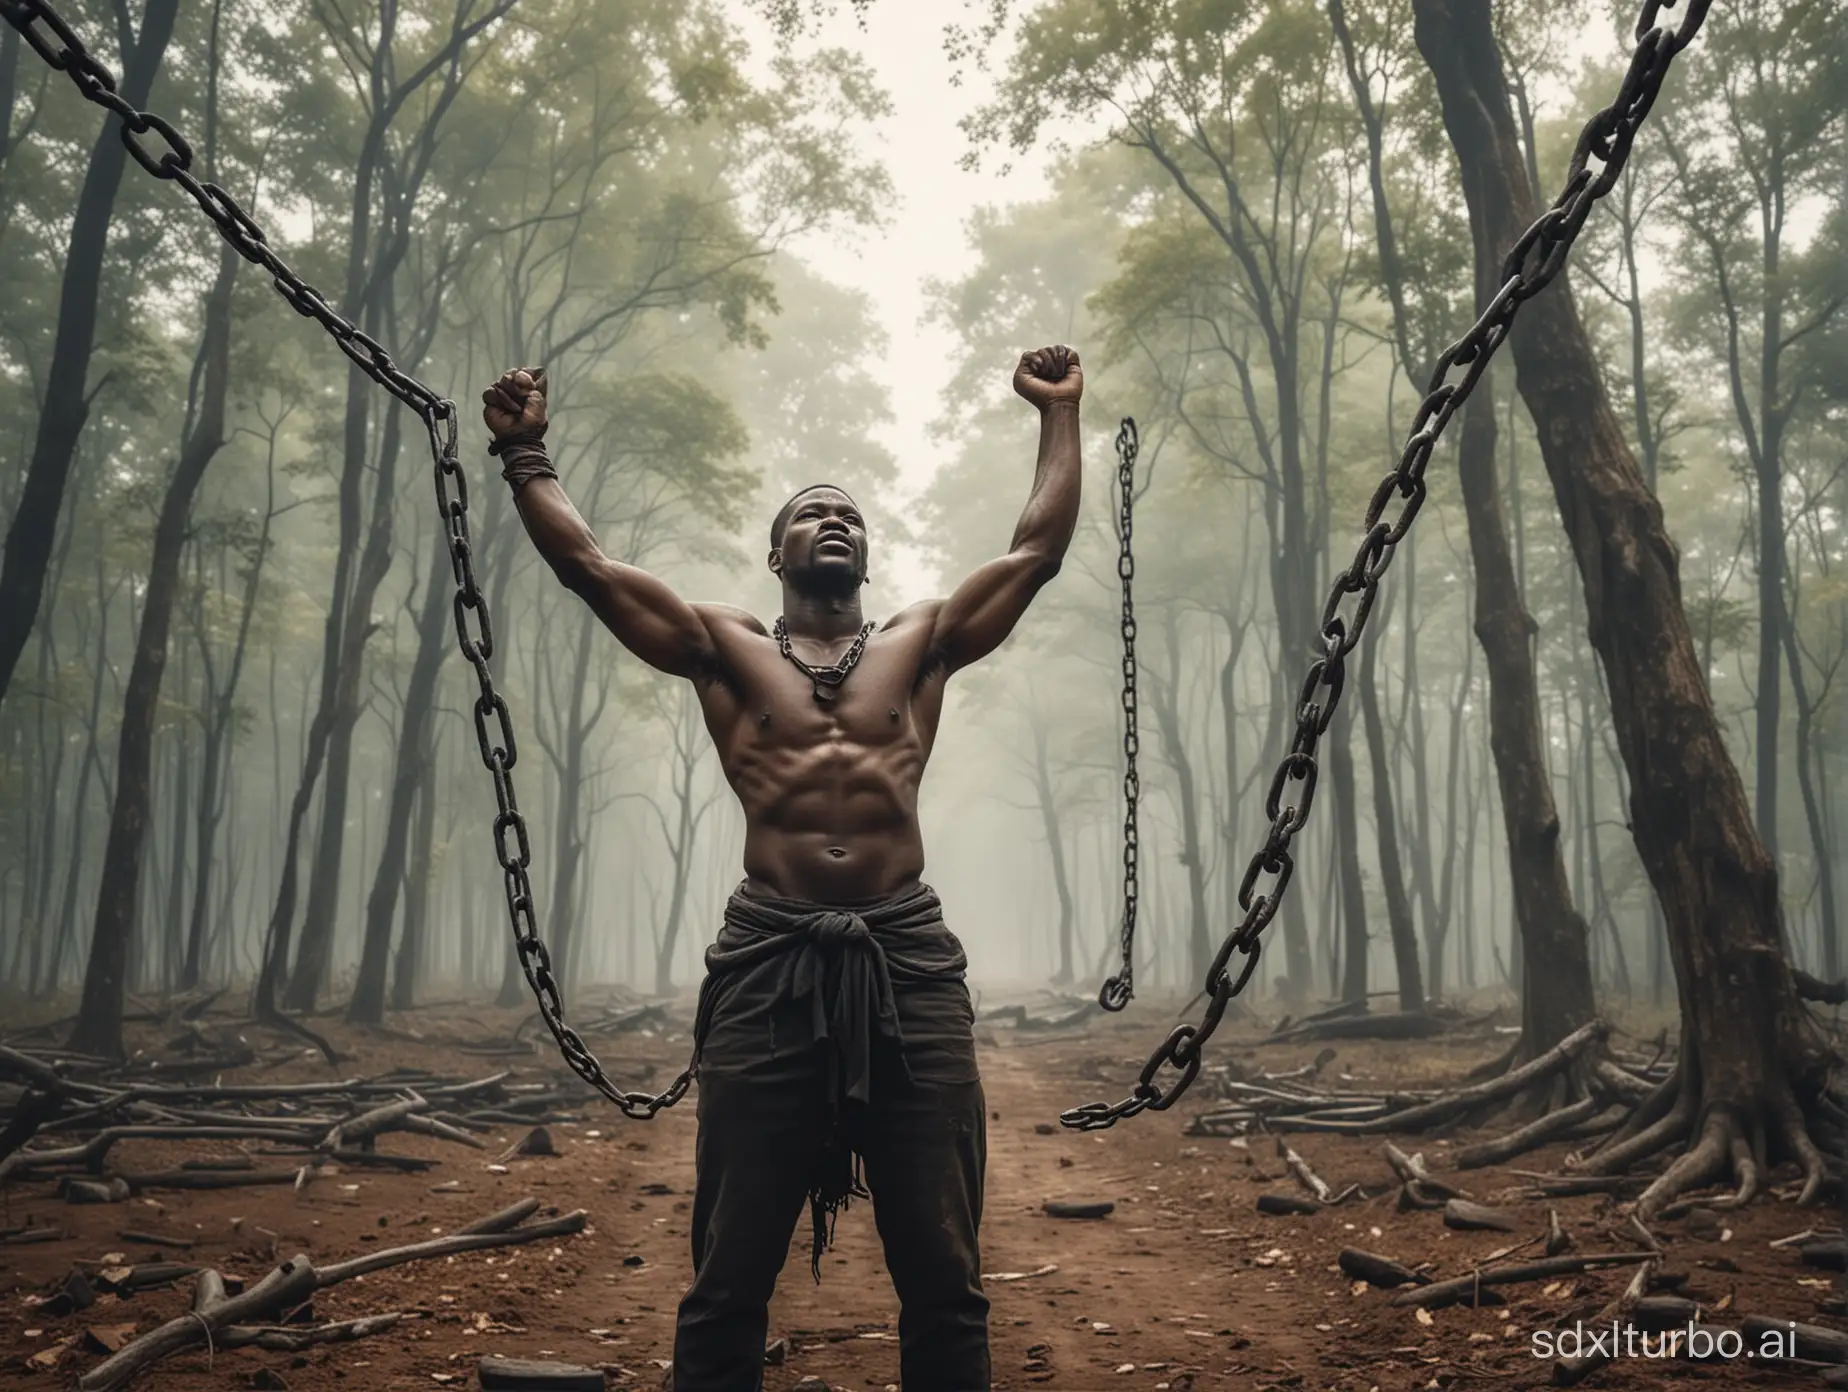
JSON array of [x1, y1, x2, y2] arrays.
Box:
[[2, 1006, 1836, 1390]]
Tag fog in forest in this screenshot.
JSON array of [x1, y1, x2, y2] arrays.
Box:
[[1, 0, 1843, 1059]]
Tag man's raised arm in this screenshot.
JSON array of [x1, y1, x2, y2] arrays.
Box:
[[926, 346, 1084, 675], [482, 367, 720, 682]]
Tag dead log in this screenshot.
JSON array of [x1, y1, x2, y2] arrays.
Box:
[[1393, 1251, 1660, 1310], [119, 1168, 300, 1192], [478, 1355, 607, 1390], [1739, 1315, 1848, 1364], [2, 1225, 64, 1244], [61, 1177, 130, 1204], [1444, 1199, 1519, 1232], [95, 1262, 204, 1294], [1337, 1248, 1428, 1288], [1799, 1238, 1847, 1271], [1551, 1259, 1657, 1385], [118, 1229, 196, 1249], [322, 1096, 425, 1150]]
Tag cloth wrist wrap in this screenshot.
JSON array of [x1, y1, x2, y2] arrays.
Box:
[[490, 431, 556, 494]]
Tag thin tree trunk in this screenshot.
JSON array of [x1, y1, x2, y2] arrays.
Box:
[[0, 0, 183, 706], [1148, 612, 1212, 985], [1358, 586, 1424, 1013], [70, 221, 239, 1053], [1029, 707, 1077, 985], [182, 451, 273, 989], [348, 522, 452, 1024]]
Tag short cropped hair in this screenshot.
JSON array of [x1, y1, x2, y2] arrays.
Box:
[[770, 484, 859, 550]]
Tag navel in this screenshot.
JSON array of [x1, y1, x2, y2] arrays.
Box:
[[889, 707, 899, 721], [827, 847, 847, 859]]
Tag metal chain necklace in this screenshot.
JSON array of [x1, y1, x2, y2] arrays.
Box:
[[774, 616, 876, 703]]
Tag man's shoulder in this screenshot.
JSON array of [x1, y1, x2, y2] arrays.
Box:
[[693, 603, 768, 637], [880, 600, 943, 634]]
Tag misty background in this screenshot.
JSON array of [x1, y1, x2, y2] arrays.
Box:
[[0, 0, 1842, 1039]]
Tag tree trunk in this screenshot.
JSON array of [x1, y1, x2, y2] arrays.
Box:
[[1329, 708, 1370, 1004], [348, 524, 451, 1024], [1399, 527, 1442, 994], [1414, 0, 1836, 1208], [1780, 600, 1837, 984], [0, 0, 183, 707], [1149, 612, 1212, 985], [181, 463, 272, 989], [1430, 616, 1473, 998], [285, 351, 408, 1010], [1028, 708, 1077, 985], [1357, 586, 1424, 1013], [70, 226, 239, 1055], [1452, 362, 1597, 1062], [392, 747, 439, 1011]]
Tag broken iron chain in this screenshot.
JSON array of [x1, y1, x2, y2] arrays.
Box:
[[1, 0, 684, 1120], [1099, 417, 1141, 1012], [1061, 0, 1711, 1130]]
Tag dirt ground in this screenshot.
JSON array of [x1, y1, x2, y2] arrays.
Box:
[[2, 995, 1841, 1391]]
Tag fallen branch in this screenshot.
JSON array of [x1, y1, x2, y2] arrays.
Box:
[[216, 1312, 404, 1351], [78, 1255, 317, 1390], [1278, 1137, 1333, 1203], [73, 1198, 580, 1391], [1392, 1251, 1660, 1310]]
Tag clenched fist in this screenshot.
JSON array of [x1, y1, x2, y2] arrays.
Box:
[[482, 367, 548, 442], [1012, 345, 1082, 411]]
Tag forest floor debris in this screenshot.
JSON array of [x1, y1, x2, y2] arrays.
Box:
[[0, 993, 1838, 1389]]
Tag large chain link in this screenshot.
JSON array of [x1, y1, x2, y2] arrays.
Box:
[[2, 0, 687, 1121], [1061, 0, 1711, 1130], [1098, 418, 1140, 1011]]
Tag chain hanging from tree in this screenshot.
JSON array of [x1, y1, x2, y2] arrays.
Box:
[[0, 0, 692, 1120], [1098, 417, 1140, 1012], [1062, 0, 1712, 1131]]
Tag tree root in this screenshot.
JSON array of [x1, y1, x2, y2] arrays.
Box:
[[1454, 1094, 1602, 1170], [1367, 1020, 1841, 1229]]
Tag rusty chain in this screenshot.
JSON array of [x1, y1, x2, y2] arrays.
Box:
[[1098, 417, 1140, 1012], [1, 0, 689, 1120], [1061, 0, 1711, 1129]]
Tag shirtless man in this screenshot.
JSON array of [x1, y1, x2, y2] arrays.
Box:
[[481, 345, 1082, 1391]]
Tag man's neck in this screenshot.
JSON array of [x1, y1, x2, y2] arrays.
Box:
[[780, 587, 866, 641]]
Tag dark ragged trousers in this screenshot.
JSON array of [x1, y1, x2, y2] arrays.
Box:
[[670, 984, 990, 1391]]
